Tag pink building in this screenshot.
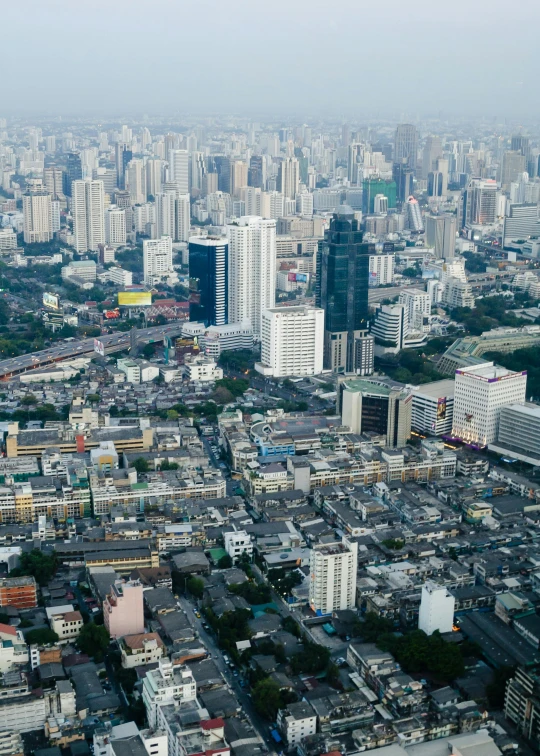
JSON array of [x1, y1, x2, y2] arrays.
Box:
[[103, 579, 144, 639]]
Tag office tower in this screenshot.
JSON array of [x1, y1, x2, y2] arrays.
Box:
[[405, 196, 424, 232], [501, 150, 527, 189], [489, 402, 540, 464], [411, 379, 455, 436], [394, 124, 418, 170], [451, 362, 527, 446], [169, 149, 189, 193], [422, 136, 442, 178], [362, 178, 397, 214], [341, 124, 350, 147], [461, 178, 497, 227], [309, 537, 358, 614], [428, 157, 449, 198], [143, 235, 174, 285], [418, 581, 455, 636], [511, 134, 530, 158], [230, 161, 248, 198], [145, 157, 164, 198], [425, 214, 457, 259], [296, 191, 314, 216], [92, 167, 116, 196], [352, 332, 375, 376], [189, 236, 228, 326], [277, 157, 299, 200], [189, 152, 206, 192], [43, 167, 64, 200], [373, 194, 388, 214], [347, 143, 363, 184], [399, 288, 431, 331], [340, 378, 412, 446], [22, 179, 53, 243], [248, 155, 264, 188], [126, 159, 145, 205], [213, 156, 231, 194], [226, 216, 276, 338], [115, 144, 132, 190], [176, 194, 190, 242], [393, 159, 414, 204], [255, 306, 324, 378], [71, 179, 105, 252], [370, 303, 407, 354], [503, 204, 539, 246], [105, 207, 126, 247], [316, 207, 370, 373], [62, 152, 82, 197]]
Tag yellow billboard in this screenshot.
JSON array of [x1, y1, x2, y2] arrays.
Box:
[[118, 291, 152, 306]]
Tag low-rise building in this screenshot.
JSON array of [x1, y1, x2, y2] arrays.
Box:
[[120, 633, 165, 669], [277, 702, 317, 747]]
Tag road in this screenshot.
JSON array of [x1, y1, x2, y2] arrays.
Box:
[[0, 323, 184, 379], [178, 594, 272, 751]]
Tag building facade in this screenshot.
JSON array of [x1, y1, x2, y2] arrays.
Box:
[[188, 236, 228, 326], [256, 306, 324, 378]]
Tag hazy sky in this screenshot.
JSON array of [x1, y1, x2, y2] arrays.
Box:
[[4, 0, 540, 117]]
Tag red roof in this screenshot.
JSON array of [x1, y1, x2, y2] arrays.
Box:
[[0, 623, 16, 636], [201, 718, 225, 731]]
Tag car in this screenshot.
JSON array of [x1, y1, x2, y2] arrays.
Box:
[[233, 671, 238, 677], [196, 612, 201, 618]]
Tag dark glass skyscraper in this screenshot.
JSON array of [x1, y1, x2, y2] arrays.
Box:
[[248, 155, 264, 188], [316, 207, 371, 372], [62, 152, 82, 197], [189, 237, 228, 326], [213, 156, 231, 194]]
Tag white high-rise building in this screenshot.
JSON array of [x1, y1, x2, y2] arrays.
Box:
[[105, 207, 127, 247], [244, 187, 262, 216], [373, 193, 388, 214], [368, 253, 395, 285], [169, 149, 189, 193], [399, 288, 431, 331], [418, 581, 455, 636], [190, 151, 206, 192], [226, 216, 276, 337], [155, 191, 176, 239], [451, 362, 527, 446], [22, 179, 52, 243], [50, 200, 61, 233], [309, 537, 358, 615], [278, 157, 299, 199], [71, 179, 105, 252], [145, 158, 164, 198], [371, 303, 408, 355], [143, 235, 175, 286], [142, 658, 197, 728], [296, 191, 313, 216], [255, 306, 324, 378], [425, 214, 457, 259], [406, 196, 424, 232], [126, 159, 145, 205], [175, 194, 190, 243], [260, 190, 284, 219]]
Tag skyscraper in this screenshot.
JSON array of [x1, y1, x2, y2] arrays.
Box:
[[347, 143, 363, 184], [226, 216, 276, 338], [405, 196, 424, 232], [126, 158, 145, 205], [394, 124, 418, 171], [501, 150, 527, 190], [230, 161, 248, 198], [427, 157, 449, 198], [155, 191, 177, 239], [422, 136, 442, 179], [43, 167, 64, 200], [425, 214, 457, 259], [393, 158, 414, 204], [256, 306, 324, 378], [169, 149, 189, 194], [461, 178, 498, 228], [175, 194, 190, 243], [143, 236, 174, 286], [213, 156, 231, 194], [105, 207, 127, 247], [316, 206, 371, 373], [23, 179, 53, 243], [188, 236, 228, 326], [115, 144, 132, 190], [62, 152, 82, 197], [145, 157, 164, 198], [278, 157, 299, 199], [72, 179, 105, 253], [309, 537, 358, 614], [248, 155, 264, 188]]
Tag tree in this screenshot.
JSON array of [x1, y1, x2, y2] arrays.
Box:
[[87, 393, 100, 404], [21, 394, 37, 406], [167, 409, 179, 421], [214, 378, 249, 398], [252, 678, 283, 720], [187, 577, 205, 599], [159, 460, 179, 471], [26, 628, 58, 645], [132, 457, 149, 473], [10, 549, 57, 586], [217, 554, 233, 569], [77, 623, 110, 660]]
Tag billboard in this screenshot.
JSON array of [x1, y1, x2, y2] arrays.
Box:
[[118, 291, 152, 306], [296, 273, 307, 283], [94, 339, 105, 357], [288, 272, 297, 282], [368, 271, 378, 287], [43, 292, 60, 310], [104, 309, 120, 319], [437, 397, 447, 420]]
